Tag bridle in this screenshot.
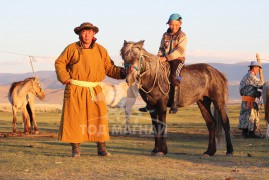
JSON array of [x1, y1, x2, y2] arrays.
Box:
[[124, 50, 170, 95], [124, 53, 144, 76], [29, 79, 44, 96]]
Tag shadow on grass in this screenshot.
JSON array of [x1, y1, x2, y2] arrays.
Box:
[[1, 125, 269, 169]]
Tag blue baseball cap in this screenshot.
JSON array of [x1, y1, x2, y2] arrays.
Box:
[[166, 13, 182, 24]]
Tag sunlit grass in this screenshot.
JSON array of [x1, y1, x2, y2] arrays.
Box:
[[0, 104, 268, 179]]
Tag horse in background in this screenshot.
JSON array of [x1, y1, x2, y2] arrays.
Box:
[[121, 40, 233, 156], [8, 77, 45, 134], [100, 81, 138, 133]]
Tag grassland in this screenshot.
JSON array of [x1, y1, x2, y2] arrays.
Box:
[[0, 104, 268, 179]]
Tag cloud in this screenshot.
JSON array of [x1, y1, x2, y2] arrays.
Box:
[[187, 50, 269, 64]]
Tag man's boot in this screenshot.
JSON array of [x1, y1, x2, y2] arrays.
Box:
[[71, 143, 80, 157], [97, 142, 112, 156], [169, 85, 179, 114]]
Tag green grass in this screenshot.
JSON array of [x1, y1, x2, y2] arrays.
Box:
[[0, 105, 269, 179]]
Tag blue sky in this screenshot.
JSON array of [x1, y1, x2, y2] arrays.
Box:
[[0, 0, 269, 73]]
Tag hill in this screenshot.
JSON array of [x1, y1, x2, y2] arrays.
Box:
[[1, 62, 268, 104]]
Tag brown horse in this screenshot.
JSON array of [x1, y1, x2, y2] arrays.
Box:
[[121, 40, 233, 156], [8, 77, 45, 134]]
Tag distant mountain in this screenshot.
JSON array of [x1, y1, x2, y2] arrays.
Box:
[[208, 62, 269, 83], [1, 62, 268, 104], [0, 72, 126, 105], [0, 71, 125, 89], [0, 71, 63, 89]]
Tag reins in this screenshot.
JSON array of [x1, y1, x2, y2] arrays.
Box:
[[135, 52, 170, 95], [137, 54, 158, 94]]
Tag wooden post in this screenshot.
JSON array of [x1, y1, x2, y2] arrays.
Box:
[[256, 53, 264, 83]]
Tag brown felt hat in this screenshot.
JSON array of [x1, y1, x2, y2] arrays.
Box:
[[74, 22, 99, 35]]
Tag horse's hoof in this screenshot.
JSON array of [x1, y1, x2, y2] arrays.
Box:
[[34, 131, 39, 135], [124, 129, 131, 135], [151, 152, 165, 157], [226, 153, 233, 156], [201, 154, 211, 158]]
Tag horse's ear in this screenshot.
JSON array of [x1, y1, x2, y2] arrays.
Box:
[[124, 40, 128, 45], [136, 40, 145, 48], [32, 76, 39, 83]]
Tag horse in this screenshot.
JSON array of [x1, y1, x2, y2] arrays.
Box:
[[121, 40, 233, 156], [100, 81, 138, 133], [8, 77, 45, 134]]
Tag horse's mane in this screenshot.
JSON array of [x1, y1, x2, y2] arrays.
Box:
[[8, 82, 22, 97], [121, 40, 170, 81], [141, 49, 157, 61], [121, 41, 157, 63], [8, 77, 35, 97]]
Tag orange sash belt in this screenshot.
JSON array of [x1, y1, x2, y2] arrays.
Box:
[[242, 96, 255, 109]]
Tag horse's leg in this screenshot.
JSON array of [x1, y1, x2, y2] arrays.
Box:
[[124, 102, 133, 134], [197, 98, 216, 156], [12, 106, 17, 133], [157, 107, 168, 155], [150, 110, 159, 155], [28, 101, 39, 134], [213, 103, 234, 155], [124, 84, 139, 134], [22, 106, 30, 134], [124, 106, 131, 134], [150, 101, 168, 156], [124, 88, 137, 134]]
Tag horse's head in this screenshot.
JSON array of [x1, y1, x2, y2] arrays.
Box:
[[120, 40, 145, 86], [30, 77, 45, 100]]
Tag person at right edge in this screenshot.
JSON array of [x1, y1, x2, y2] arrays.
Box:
[[139, 13, 187, 113], [238, 61, 264, 138]]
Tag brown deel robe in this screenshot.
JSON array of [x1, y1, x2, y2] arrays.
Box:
[[55, 42, 122, 143]]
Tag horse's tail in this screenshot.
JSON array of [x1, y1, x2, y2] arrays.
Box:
[[26, 103, 33, 127], [211, 104, 224, 143], [211, 70, 228, 142]]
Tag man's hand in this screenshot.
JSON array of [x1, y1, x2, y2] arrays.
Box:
[[120, 68, 126, 79]]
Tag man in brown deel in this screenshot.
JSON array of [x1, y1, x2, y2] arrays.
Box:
[[55, 22, 126, 157]]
